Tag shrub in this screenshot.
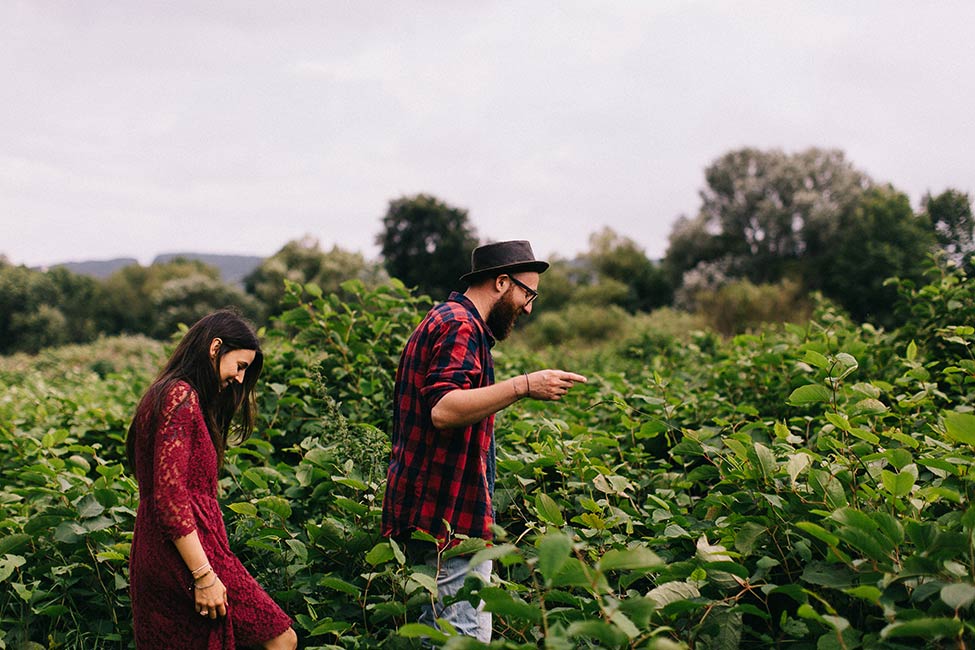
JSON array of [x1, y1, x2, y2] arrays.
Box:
[[5, 267, 975, 649], [694, 278, 812, 336]]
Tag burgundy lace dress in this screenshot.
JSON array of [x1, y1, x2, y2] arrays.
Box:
[[129, 381, 291, 649]]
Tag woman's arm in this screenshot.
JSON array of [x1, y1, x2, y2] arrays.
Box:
[[152, 383, 228, 618], [173, 530, 227, 619]]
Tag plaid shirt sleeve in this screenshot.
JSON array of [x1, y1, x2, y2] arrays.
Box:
[[382, 295, 496, 546], [421, 318, 482, 408]]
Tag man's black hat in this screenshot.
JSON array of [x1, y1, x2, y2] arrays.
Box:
[[460, 240, 549, 283]]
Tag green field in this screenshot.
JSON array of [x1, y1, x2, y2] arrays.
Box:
[[2, 273, 975, 650]]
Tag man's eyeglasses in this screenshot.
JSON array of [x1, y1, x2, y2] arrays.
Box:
[[506, 275, 538, 304]]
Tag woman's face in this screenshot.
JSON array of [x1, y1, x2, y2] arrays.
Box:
[[215, 348, 256, 391]]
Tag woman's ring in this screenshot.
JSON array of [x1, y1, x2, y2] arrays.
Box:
[[200, 609, 208, 616]]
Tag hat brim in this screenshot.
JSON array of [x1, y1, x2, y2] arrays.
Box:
[[460, 260, 550, 283]]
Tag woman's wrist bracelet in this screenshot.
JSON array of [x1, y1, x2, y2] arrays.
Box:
[[523, 372, 531, 398], [190, 562, 211, 578], [193, 568, 214, 582], [193, 574, 219, 590]]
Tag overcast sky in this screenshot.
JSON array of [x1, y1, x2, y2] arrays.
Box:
[[2, 1, 973, 268]]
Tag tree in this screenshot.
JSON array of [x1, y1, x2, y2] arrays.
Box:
[[0, 264, 107, 354], [376, 194, 479, 299], [922, 188, 975, 268], [584, 227, 672, 312], [0, 263, 60, 353], [664, 147, 872, 287], [101, 258, 223, 335], [245, 236, 386, 314], [45, 266, 108, 344], [813, 186, 936, 327], [150, 273, 262, 339], [528, 256, 578, 312]]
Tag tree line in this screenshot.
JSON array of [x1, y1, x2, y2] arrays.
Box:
[[2, 146, 972, 355]]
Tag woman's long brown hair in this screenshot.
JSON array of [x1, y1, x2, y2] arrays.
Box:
[[126, 308, 263, 478]]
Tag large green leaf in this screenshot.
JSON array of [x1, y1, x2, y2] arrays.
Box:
[[830, 507, 876, 531], [76, 494, 105, 519], [566, 620, 628, 646], [608, 610, 640, 639], [941, 582, 975, 609], [647, 581, 700, 608], [787, 453, 812, 484], [551, 557, 609, 593], [844, 585, 882, 604], [597, 545, 663, 572], [410, 571, 438, 596], [881, 617, 963, 639], [787, 384, 831, 406], [0, 554, 26, 582], [801, 563, 856, 589], [535, 492, 565, 527], [467, 543, 520, 569], [834, 526, 892, 563], [228, 502, 258, 517], [944, 411, 975, 445], [537, 533, 571, 583], [803, 350, 829, 369], [365, 542, 395, 566], [477, 587, 541, 623], [795, 522, 839, 547], [319, 576, 361, 596], [753, 443, 777, 480], [881, 468, 916, 497], [442, 537, 488, 560], [308, 620, 351, 636], [0, 535, 31, 556], [871, 511, 905, 546], [397, 623, 448, 643], [848, 398, 887, 417], [257, 496, 292, 519], [832, 353, 859, 380], [734, 522, 767, 555], [808, 469, 848, 509]]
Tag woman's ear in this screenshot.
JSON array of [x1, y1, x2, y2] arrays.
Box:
[[209, 338, 222, 360]]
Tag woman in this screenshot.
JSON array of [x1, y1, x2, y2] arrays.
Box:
[[127, 309, 297, 649]]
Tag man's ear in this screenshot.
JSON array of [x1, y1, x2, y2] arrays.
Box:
[[494, 274, 508, 294]]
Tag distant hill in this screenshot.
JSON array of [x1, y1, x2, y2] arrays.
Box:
[[52, 253, 265, 286], [55, 258, 139, 278], [152, 253, 265, 286]]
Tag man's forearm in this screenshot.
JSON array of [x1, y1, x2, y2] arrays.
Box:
[[430, 375, 529, 429]]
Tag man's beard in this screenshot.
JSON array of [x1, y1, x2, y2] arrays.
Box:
[[487, 288, 520, 341]]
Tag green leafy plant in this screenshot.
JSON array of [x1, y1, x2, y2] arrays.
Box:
[[3, 262, 975, 648]]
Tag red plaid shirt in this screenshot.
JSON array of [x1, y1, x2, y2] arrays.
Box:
[[381, 292, 497, 546]]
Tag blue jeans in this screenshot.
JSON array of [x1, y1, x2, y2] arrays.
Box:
[[418, 556, 492, 642]]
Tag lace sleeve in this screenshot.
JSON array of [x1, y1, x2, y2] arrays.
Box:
[[152, 382, 199, 539]]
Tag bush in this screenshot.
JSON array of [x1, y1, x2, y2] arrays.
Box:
[[517, 303, 633, 349], [615, 307, 708, 362], [694, 278, 812, 336], [5, 267, 975, 648]]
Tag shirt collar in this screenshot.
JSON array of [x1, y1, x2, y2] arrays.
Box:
[[447, 291, 496, 346]]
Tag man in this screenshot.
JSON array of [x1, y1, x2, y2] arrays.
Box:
[[381, 240, 587, 641]]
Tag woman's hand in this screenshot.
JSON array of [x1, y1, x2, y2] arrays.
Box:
[[194, 573, 228, 619]]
